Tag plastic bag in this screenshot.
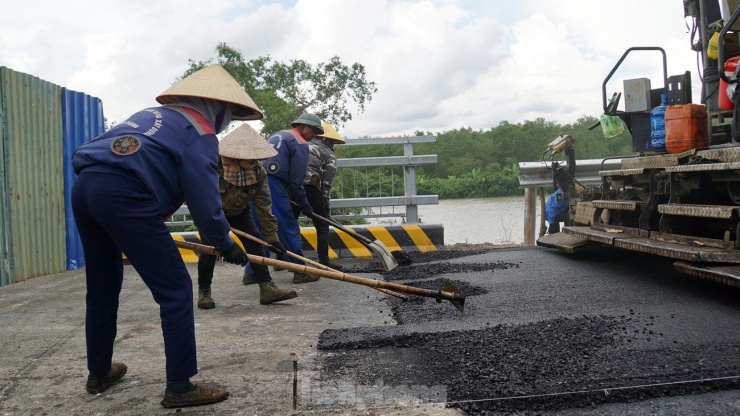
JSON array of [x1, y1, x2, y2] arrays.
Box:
[[600, 113, 626, 138], [545, 188, 569, 225]]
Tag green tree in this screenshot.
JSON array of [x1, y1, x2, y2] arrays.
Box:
[[183, 43, 378, 135]]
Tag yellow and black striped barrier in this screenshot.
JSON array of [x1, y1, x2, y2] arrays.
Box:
[[171, 223, 444, 263]]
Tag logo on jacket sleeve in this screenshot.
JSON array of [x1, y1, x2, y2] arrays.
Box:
[[110, 135, 142, 155], [266, 162, 280, 174]]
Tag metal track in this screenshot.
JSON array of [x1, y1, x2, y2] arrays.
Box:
[[592, 200, 643, 211], [599, 168, 646, 176], [563, 226, 740, 263], [536, 232, 594, 253], [658, 203, 740, 219], [620, 149, 696, 169], [664, 161, 740, 172], [673, 261, 740, 287]]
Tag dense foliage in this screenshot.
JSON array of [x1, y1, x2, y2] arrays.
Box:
[[183, 43, 377, 135], [335, 116, 633, 199]]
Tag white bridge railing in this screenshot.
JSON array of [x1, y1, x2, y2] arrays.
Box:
[[166, 136, 439, 228]]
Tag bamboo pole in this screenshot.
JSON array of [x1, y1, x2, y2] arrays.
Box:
[[229, 228, 408, 300], [173, 239, 464, 309]]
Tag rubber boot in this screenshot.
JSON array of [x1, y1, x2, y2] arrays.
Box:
[[259, 282, 298, 305], [197, 288, 215, 309], [292, 271, 320, 284]]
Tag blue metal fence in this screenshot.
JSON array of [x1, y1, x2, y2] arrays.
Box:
[[62, 88, 105, 270]]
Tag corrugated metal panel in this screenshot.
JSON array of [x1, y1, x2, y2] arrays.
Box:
[[62, 88, 105, 270], [0, 70, 10, 285], [0, 67, 66, 285]]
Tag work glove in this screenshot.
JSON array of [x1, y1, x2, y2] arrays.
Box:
[[301, 204, 314, 218], [220, 243, 248, 266], [268, 240, 287, 255]]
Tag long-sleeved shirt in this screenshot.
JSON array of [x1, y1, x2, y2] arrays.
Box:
[[219, 163, 279, 242], [263, 128, 310, 208], [71, 105, 235, 251], [303, 138, 338, 207]]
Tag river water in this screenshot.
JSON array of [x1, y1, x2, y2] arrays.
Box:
[[371, 196, 542, 245]]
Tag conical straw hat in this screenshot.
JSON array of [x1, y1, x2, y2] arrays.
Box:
[[219, 123, 277, 160], [156, 64, 264, 121], [317, 122, 345, 143]]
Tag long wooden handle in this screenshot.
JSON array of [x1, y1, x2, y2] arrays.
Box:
[[175, 239, 219, 255], [230, 228, 408, 301], [289, 200, 374, 246], [173, 239, 461, 303]]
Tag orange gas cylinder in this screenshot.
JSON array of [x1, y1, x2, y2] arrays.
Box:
[[665, 104, 708, 154]]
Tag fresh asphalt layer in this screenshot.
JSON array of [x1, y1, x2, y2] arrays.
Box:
[[0, 245, 738, 415]]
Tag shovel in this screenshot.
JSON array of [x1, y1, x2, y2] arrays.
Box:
[[291, 201, 399, 271], [229, 228, 409, 301], [174, 239, 465, 312]]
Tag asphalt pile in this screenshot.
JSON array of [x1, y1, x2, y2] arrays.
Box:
[[316, 248, 740, 415], [318, 314, 739, 414]]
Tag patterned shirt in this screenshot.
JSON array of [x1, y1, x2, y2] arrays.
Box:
[[304, 138, 338, 207], [218, 162, 279, 242]]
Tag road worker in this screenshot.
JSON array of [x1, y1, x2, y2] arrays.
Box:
[[71, 64, 255, 408], [245, 113, 324, 284], [301, 122, 346, 269], [198, 123, 297, 307]]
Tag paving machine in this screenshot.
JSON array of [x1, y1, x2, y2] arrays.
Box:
[[538, 0, 740, 288]]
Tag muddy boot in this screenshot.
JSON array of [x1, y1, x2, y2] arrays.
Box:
[[319, 257, 343, 271], [292, 271, 320, 284], [197, 288, 215, 309], [86, 362, 128, 394], [242, 271, 259, 285], [259, 282, 298, 305], [161, 383, 229, 408]]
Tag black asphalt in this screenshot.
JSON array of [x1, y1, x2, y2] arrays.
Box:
[[314, 245, 740, 415], [1, 245, 738, 415]]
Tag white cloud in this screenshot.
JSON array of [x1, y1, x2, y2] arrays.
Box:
[[0, 0, 705, 138]]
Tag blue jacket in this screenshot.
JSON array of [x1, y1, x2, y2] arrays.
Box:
[[71, 105, 234, 251], [264, 128, 310, 208]]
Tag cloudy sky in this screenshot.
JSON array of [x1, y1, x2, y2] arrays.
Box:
[[0, 0, 715, 138]]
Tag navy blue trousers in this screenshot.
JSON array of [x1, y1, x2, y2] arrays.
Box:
[[265, 176, 306, 264], [72, 171, 197, 381]]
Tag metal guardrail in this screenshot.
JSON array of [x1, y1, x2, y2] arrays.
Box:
[[517, 158, 622, 188], [165, 135, 438, 228], [331, 136, 438, 223]]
